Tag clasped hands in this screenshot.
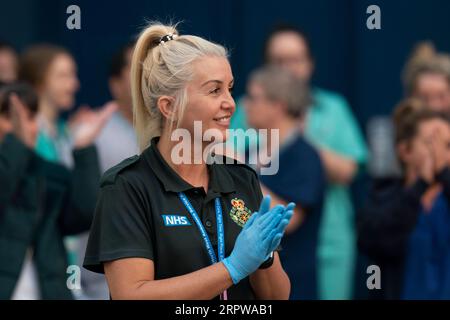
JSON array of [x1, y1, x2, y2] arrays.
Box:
[[222, 195, 294, 284]]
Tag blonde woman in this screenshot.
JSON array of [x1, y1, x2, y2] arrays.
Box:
[[83, 23, 294, 300], [403, 42, 450, 112]]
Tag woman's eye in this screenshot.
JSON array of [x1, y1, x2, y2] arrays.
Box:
[[209, 86, 233, 95]]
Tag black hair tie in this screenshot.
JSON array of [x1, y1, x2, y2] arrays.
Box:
[[159, 33, 178, 45]]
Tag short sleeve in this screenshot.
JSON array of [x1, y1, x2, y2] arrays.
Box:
[[83, 176, 154, 273]]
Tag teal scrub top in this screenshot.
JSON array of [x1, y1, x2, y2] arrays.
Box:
[[305, 89, 367, 263]]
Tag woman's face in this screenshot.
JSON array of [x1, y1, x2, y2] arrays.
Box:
[[177, 56, 235, 143], [266, 32, 313, 82], [41, 54, 80, 111], [244, 81, 278, 129], [402, 118, 450, 169], [414, 73, 450, 113]]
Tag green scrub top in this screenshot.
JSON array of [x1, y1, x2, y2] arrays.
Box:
[[305, 87, 367, 252], [35, 120, 71, 162]]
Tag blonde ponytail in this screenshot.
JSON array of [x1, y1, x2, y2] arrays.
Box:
[[130, 22, 228, 152]]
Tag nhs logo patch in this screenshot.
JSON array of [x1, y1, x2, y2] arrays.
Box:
[[162, 215, 191, 227]]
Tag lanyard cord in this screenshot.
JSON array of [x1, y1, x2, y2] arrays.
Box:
[[178, 192, 228, 300]]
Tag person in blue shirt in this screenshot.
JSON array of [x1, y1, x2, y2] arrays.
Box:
[[358, 98, 450, 299], [231, 24, 367, 299], [244, 65, 325, 299]]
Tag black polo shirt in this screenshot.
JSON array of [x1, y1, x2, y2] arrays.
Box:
[[83, 137, 263, 299]]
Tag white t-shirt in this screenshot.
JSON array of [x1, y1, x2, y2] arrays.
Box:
[[95, 104, 139, 173]]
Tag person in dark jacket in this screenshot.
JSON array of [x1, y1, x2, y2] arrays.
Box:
[[358, 98, 450, 299], [0, 83, 111, 299]]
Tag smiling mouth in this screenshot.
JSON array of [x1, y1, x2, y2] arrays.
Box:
[[213, 115, 231, 123]]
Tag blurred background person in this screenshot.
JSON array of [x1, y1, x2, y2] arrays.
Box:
[[19, 44, 82, 166], [245, 65, 325, 299], [17, 44, 116, 298], [367, 42, 450, 180], [0, 41, 18, 84], [95, 41, 138, 172], [358, 98, 450, 299], [0, 83, 107, 299], [231, 24, 367, 300], [77, 42, 138, 300], [402, 42, 450, 113]]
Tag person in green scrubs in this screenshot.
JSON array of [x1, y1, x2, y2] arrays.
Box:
[[231, 24, 367, 299]]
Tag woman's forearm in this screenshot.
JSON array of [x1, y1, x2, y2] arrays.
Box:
[[108, 261, 233, 300], [249, 253, 290, 300], [319, 147, 357, 184]]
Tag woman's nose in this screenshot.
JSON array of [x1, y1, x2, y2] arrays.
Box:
[[222, 93, 236, 112]]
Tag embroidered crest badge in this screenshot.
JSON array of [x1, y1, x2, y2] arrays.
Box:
[[230, 198, 252, 227]]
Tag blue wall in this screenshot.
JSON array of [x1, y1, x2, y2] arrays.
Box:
[[2, 0, 450, 132]]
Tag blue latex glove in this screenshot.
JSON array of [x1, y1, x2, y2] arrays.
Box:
[[265, 202, 295, 256], [252, 197, 296, 258], [222, 196, 289, 284]]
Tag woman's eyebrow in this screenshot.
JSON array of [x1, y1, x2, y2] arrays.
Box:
[[201, 79, 222, 87], [201, 79, 235, 87]]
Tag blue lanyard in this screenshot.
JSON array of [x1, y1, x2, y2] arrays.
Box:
[[178, 192, 225, 264]]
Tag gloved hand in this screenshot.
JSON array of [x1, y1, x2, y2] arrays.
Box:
[[265, 202, 295, 257], [222, 196, 294, 284], [256, 197, 295, 258]]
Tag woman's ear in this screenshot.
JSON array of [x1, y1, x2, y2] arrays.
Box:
[[157, 95, 177, 121]]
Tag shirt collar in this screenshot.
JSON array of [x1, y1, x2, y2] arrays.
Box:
[[143, 136, 235, 194]]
